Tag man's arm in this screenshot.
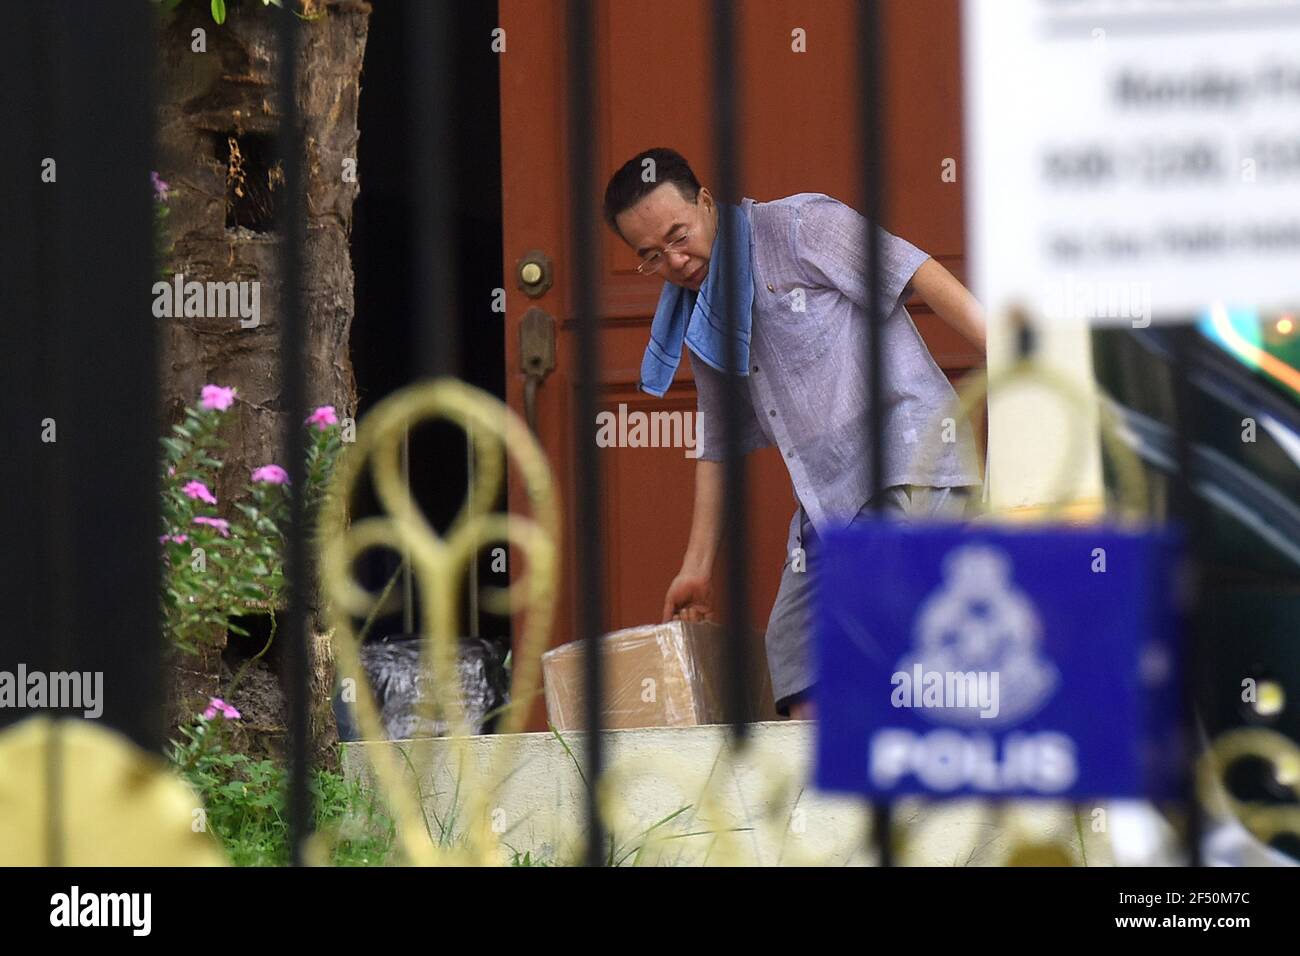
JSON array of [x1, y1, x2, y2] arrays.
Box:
[[794, 198, 986, 351], [909, 258, 987, 352], [661, 458, 724, 623], [662, 351, 768, 622]]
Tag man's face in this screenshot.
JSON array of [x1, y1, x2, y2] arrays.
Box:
[[614, 183, 717, 292]]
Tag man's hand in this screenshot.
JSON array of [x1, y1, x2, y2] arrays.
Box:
[[662, 567, 715, 623], [662, 459, 725, 623]]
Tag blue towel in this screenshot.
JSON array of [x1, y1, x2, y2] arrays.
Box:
[[638, 202, 754, 397]]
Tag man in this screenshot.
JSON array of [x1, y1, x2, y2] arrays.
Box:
[[602, 147, 985, 721]]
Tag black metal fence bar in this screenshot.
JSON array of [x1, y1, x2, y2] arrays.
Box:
[[405, 0, 460, 648], [3, 6, 55, 753], [711, 0, 753, 745], [856, 0, 893, 867], [10, 11, 160, 740], [1, 0, 156, 859], [1169, 326, 1205, 866], [565, 0, 608, 867], [38, 67, 64, 842], [411, 0, 459, 382], [0, 11, 32, 725], [276, 8, 311, 867], [57, 3, 158, 750]]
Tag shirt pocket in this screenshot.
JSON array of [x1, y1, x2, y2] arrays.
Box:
[[772, 286, 840, 372]]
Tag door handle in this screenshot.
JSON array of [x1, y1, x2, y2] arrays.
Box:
[[519, 307, 556, 434]]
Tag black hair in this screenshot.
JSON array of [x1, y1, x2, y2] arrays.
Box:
[[602, 147, 701, 238]]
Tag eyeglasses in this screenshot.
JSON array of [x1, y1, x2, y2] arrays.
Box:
[[635, 231, 691, 275]]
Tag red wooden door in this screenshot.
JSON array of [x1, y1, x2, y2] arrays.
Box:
[[499, 0, 979, 732]]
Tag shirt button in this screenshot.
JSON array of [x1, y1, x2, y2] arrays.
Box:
[[751, 364, 759, 373], [769, 409, 776, 417], [766, 283, 775, 292], [786, 449, 795, 458]]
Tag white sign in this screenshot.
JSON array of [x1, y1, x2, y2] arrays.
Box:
[[964, 0, 1300, 325]]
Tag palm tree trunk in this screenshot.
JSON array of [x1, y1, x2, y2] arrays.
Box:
[[155, 0, 372, 765]]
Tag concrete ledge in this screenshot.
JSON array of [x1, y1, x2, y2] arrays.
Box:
[[342, 720, 1116, 866]]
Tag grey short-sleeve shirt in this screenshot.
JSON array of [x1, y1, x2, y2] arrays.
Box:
[[689, 192, 981, 552]]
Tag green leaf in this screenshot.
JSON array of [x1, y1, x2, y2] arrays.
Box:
[[160, 436, 187, 458], [211, 0, 227, 25]]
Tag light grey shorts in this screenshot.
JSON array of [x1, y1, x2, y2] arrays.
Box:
[[765, 485, 976, 716]]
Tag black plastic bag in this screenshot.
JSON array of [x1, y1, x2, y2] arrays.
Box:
[[334, 633, 510, 741]]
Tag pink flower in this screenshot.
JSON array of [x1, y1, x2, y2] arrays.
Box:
[[200, 384, 236, 412], [182, 480, 217, 505], [159, 533, 189, 545], [251, 464, 289, 485], [203, 697, 240, 721], [192, 516, 230, 537], [167, 466, 175, 477], [306, 405, 338, 430], [151, 171, 170, 202]]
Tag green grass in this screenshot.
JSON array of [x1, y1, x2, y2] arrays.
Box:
[[169, 720, 396, 866], [547, 723, 745, 866], [170, 718, 750, 867]]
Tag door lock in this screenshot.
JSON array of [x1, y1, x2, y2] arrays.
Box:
[[519, 307, 556, 433]]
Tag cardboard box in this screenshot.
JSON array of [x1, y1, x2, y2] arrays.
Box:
[[542, 620, 779, 730]]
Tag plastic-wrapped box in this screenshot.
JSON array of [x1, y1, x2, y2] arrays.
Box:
[[542, 620, 778, 730]]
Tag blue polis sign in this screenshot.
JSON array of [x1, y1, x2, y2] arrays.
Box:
[[813, 523, 1186, 800]]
